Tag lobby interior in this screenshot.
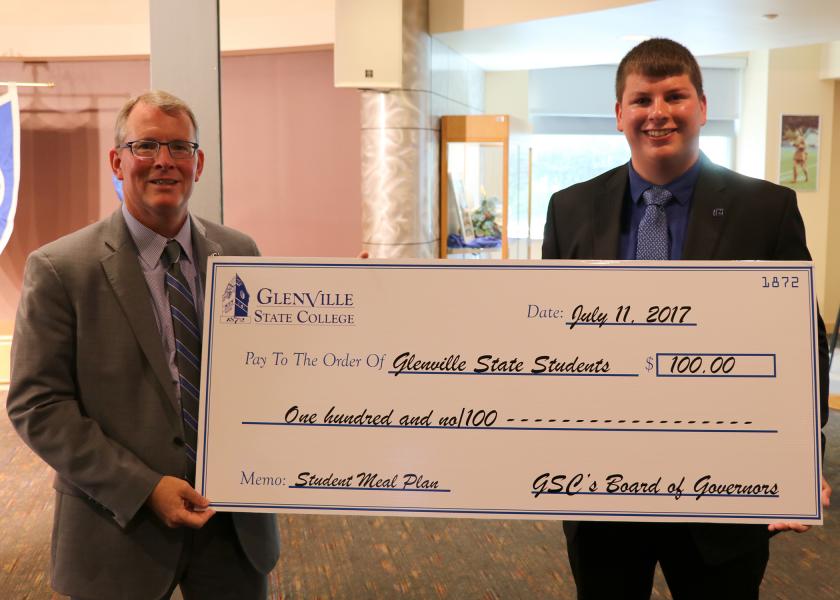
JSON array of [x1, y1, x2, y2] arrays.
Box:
[[1, 1, 839, 598]]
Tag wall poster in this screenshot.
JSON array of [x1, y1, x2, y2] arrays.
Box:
[[780, 115, 819, 193]]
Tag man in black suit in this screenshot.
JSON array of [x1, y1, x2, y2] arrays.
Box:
[[542, 38, 831, 600]]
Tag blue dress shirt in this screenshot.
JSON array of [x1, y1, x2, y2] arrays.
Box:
[[618, 158, 702, 260]]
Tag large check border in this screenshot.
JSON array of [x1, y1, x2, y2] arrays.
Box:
[[199, 261, 823, 522]]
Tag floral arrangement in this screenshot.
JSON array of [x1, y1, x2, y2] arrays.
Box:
[[470, 196, 501, 239]]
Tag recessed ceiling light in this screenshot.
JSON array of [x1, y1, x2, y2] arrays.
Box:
[[621, 35, 652, 42]]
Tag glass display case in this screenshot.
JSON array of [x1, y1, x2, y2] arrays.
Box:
[[440, 115, 509, 259]]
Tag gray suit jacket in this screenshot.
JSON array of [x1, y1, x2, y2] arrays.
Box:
[[7, 209, 280, 598], [543, 156, 829, 564]]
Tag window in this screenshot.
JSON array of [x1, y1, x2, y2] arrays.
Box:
[[511, 133, 735, 243]]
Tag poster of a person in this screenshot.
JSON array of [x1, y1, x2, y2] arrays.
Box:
[[780, 114, 819, 192]]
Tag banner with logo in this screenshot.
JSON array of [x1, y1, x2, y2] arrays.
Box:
[[196, 258, 823, 525], [0, 84, 20, 255]]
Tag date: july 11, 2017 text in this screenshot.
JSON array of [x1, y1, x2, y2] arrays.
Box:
[[528, 303, 694, 328]]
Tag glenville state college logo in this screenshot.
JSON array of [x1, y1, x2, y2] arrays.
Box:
[[220, 273, 357, 326], [220, 274, 251, 323]]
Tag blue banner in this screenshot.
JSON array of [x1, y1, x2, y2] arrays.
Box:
[[0, 84, 20, 254]]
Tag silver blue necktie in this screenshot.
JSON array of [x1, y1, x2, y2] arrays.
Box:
[[636, 186, 673, 260]]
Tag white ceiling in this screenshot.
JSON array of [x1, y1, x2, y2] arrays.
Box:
[[437, 0, 840, 70]]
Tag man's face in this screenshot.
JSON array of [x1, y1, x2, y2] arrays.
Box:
[[616, 72, 707, 183], [109, 102, 204, 235]]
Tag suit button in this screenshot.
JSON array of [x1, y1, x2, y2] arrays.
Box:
[[173, 436, 184, 446]]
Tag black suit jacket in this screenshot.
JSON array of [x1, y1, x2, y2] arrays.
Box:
[[542, 156, 829, 564]]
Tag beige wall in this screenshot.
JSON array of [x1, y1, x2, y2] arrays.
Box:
[[485, 70, 530, 134], [763, 45, 836, 312], [735, 50, 769, 179], [826, 84, 840, 328], [0, 50, 362, 344], [821, 41, 840, 324], [736, 45, 840, 322], [485, 46, 840, 324]]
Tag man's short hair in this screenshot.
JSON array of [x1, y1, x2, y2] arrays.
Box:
[[615, 38, 704, 102], [114, 90, 199, 147]]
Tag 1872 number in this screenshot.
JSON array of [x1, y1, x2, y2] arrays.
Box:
[[761, 276, 798, 288]]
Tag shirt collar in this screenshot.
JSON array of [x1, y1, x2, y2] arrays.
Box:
[[121, 202, 194, 269], [628, 156, 702, 207]]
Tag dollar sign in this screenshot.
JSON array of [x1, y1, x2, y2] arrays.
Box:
[[645, 356, 654, 372]]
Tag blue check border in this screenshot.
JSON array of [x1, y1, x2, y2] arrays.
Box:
[[198, 261, 822, 522]]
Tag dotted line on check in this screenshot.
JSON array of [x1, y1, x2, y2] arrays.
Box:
[[505, 418, 754, 425]]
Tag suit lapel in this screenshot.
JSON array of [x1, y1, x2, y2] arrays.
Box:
[[100, 210, 178, 409], [683, 158, 731, 259], [592, 165, 627, 259], [190, 216, 222, 289]]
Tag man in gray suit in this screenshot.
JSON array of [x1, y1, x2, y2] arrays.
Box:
[[7, 91, 279, 599]]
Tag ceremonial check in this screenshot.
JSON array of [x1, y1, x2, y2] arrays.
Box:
[[196, 259, 823, 525]]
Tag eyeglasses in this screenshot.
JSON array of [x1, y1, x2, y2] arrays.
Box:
[[117, 139, 199, 159]]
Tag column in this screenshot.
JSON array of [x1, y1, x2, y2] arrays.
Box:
[[149, 0, 223, 224], [360, 0, 439, 258]]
